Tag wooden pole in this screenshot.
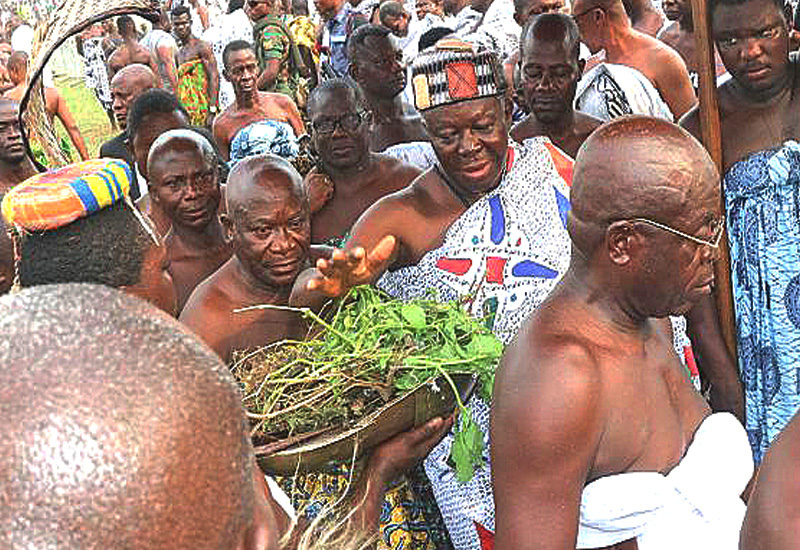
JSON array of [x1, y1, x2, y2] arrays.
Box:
[[690, 0, 738, 358]]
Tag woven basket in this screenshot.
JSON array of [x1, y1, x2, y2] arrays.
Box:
[[20, 0, 160, 168]]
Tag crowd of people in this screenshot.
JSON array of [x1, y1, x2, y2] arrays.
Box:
[[1, 0, 800, 547]]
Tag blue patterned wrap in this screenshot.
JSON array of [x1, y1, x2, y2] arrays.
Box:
[[228, 120, 299, 169], [725, 140, 800, 464]]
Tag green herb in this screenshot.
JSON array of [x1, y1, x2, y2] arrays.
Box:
[[231, 285, 503, 483]]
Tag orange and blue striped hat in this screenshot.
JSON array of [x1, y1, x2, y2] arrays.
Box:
[[1, 159, 133, 232]]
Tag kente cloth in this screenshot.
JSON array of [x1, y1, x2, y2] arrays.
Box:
[[382, 141, 439, 171], [177, 59, 211, 127], [254, 14, 302, 101], [577, 413, 753, 549], [228, 120, 299, 168], [81, 36, 112, 111], [575, 63, 673, 122], [378, 137, 573, 550], [724, 140, 800, 464], [1, 159, 132, 232], [275, 464, 450, 550]]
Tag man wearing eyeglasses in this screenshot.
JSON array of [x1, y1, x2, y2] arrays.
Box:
[[493, 116, 753, 550], [571, 0, 696, 120], [305, 78, 422, 247], [681, 0, 800, 466], [147, 129, 232, 314]]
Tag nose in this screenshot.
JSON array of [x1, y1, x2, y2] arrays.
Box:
[[457, 129, 480, 157], [269, 227, 296, 253], [741, 38, 764, 61], [535, 72, 556, 91]]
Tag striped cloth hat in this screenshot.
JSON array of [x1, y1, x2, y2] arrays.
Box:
[[2, 159, 133, 232], [411, 39, 505, 112]]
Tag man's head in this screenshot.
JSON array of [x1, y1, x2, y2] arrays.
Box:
[[412, 44, 511, 197], [314, 0, 346, 20], [348, 25, 406, 98], [126, 89, 190, 179], [711, 0, 789, 96], [570, 0, 629, 53], [223, 40, 259, 98], [417, 0, 444, 18], [223, 154, 310, 289], [0, 99, 26, 165], [292, 0, 310, 15], [379, 1, 411, 36], [110, 64, 158, 129], [148, 129, 220, 233], [569, 116, 721, 318], [513, 0, 568, 26], [519, 13, 583, 125], [0, 283, 254, 549], [307, 79, 371, 171], [662, 0, 690, 21], [171, 5, 194, 42], [244, 0, 274, 21], [5, 50, 26, 86], [117, 14, 136, 39]]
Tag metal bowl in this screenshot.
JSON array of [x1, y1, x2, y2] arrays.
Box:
[[255, 372, 477, 475]]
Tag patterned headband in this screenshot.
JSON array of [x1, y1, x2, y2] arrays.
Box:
[[411, 39, 504, 111]]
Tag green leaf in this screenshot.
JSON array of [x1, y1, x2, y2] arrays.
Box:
[[449, 410, 485, 483], [400, 304, 427, 329], [467, 334, 503, 358]]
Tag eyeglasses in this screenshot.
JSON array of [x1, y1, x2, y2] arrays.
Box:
[[571, 6, 603, 21], [627, 217, 725, 249], [311, 112, 367, 135]]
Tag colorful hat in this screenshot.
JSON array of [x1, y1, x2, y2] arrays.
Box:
[[2, 159, 133, 232], [411, 39, 505, 112]]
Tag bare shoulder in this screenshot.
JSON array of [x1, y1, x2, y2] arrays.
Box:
[[375, 152, 424, 181], [180, 267, 231, 324]]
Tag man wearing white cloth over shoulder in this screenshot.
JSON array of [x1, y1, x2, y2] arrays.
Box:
[[492, 116, 754, 550]]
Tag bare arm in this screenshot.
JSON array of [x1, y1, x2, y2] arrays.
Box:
[[157, 43, 179, 91], [492, 338, 604, 550], [257, 58, 281, 91], [685, 294, 745, 421], [279, 95, 305, 136], [212, 116, 231, 161], [50, 88, 90, 161], [200, 42, 220, 110], [655, 48, 697, 120]]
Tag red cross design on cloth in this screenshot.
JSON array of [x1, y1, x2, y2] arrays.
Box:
[[446, 61, 478, 100]]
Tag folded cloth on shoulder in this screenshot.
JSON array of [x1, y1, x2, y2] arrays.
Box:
[[575, 63, 673, 123], [577, 412, 754, 550]]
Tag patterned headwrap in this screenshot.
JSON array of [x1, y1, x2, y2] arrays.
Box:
[[411, 39, 505, 112], [1, 159, 157, 243]]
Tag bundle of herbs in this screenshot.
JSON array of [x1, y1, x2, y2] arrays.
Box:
[[231, 285, 503, 482]]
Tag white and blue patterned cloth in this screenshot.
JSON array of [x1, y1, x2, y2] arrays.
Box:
[[228, 120, 299, 168], [725, 140, 800, 464]]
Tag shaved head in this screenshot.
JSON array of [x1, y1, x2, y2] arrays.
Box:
[[569, 116, 718, 254], [226, 154, 307, 219], [520, 12, 580, 59], [0, 283, 254, 549], [148, 128, 217, 173], [111, 63, 157, 90]]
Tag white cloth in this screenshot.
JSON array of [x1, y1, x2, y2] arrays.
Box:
[[448, 6, 482, 35], [265, 475, 297, 520], [381, 140, 438, 171], [575, 62, 673, 122], [577, 412, 754, 550], [201, 9, 254, 110], [460, 0, 520, 61]]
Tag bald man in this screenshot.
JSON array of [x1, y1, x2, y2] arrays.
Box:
[[511, 14, 603, 157], [571, 0, 695, 120], [0, 99, 36, 194], [492, 117, 753, 550], [0, 283, 263, 549], [180, 154, 310, 364], [739, 411, 800, 550], [147, 129, 231, 313], [100, 64, 158, 199], [106, 15, 160, 81]]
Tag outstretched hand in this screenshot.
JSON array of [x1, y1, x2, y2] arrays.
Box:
[[306, 235, 398, 298]]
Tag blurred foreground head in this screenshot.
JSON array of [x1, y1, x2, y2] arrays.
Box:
[[0, 283, 255, 549]]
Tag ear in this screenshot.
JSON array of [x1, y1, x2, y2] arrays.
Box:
[[606, 220, 636, 266], [220, 212, 235, 244], [348, 62, 359, 81]]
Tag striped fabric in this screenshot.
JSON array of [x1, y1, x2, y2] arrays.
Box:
[[411, 40, 503, 111], [2, 159, 132, 232]]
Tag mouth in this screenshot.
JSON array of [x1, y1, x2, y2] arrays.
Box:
[[269, 257, 303, 275], [696, 276, 715, 294], [744, 65, 771, 80], [459, 159, 492, 180], [181, 206, 212, 222]]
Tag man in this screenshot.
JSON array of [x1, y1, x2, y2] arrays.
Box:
[[305, 79, 422, 246], [140, 8, 180, 92], [293, 42, 574, 550], [379, 1, 411, 37], [571, 0, 696, 120], [315, 0, 368, 77], [658, 0, 726, 91], [172, 5, 221, 127], [347, 25, 428, 152], [99, 64, 158, 200], [181, 154, 309, 363], [147, 130, 231, 313], [4, 52, 90, 162], [740, 410, 800, 550], [0, 99, 36, 194], [0, 283, 261, 549], [78, 23, 116, 128], [246, 0, 306, 103], [492, 116, 753, 550], [622, 0, 664, 36], [212, 40, 304, 162], [417, 0, 445, 20], [513, 0, 567, 26], [511, 14, 603, 157], [1, 158, 177, 316], [106, 15, 161, 80], [680, 0, 800, 464]]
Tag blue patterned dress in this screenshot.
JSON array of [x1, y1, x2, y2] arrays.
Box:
[[725, 141, 800, 463]]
